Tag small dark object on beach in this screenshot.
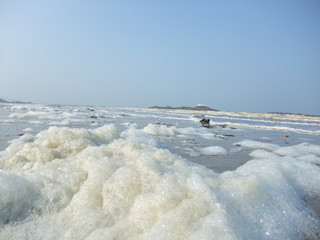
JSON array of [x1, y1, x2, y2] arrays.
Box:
[[17, 133, 24, 136], [155, 122, 173, 127], [200, 119, 210, 128], [224, 134, 235, 137]]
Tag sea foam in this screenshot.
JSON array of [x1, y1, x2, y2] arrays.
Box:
[[0, 125, 319, 239]]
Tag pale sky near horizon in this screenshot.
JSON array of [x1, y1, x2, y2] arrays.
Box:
[[0, 0, 319, 115]]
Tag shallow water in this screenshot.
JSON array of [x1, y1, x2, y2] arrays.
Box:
[[0, 103, 319, 239]]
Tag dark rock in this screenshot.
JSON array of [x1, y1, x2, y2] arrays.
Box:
[[200, 119, 210, 128]]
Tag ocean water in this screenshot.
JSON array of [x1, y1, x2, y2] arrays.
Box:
[[0, 103, 319, 239]]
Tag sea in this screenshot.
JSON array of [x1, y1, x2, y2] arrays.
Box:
[[0, 103, 319, 239]]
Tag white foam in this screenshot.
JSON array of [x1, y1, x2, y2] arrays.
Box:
[[49, 120, 71, 126], [235, 140, 279, 151], [199, 146, 227, 156], [210, 121, 320, 135], [9, 111, 53, 120], [0, 125, 319, 239], [175, 127, 222, 140], [177, 127, 198, 135], [121, 127, 157, 147], [0, 171, 44, 224], [274, 142, 320, 157], [249, 149, 280, 159], [242, 140, 320, 166], [23, 128, 33, 132], [143, 123, 176, 135]]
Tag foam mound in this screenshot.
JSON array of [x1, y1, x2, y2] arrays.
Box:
[[0, 125, 319, 239]]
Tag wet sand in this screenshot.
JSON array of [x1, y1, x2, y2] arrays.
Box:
[[308, 195, 320, 217]]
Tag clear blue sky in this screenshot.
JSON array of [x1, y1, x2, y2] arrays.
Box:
[[1, 0, 319, 114]]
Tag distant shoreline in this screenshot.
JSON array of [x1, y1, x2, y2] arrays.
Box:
[[1, 98, 318, 117], [149, 105, 219, 112], [0, 98, 32, 104], [149, 106, 319, 117]]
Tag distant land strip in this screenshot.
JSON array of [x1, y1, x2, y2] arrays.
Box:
[[0, 98, 32, 104], [149, 105, 219, 111]]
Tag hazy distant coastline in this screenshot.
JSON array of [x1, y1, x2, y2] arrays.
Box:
[[149, 104, 219, 111], [149, 105, 319, 117], [1, 98, 318, 117], [0, 98, 32, 104]]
